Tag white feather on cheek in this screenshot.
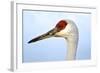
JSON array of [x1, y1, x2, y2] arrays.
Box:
[[55, 23, 72, 37]]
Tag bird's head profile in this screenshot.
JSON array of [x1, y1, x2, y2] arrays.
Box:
[[28, 19, 78, 43]]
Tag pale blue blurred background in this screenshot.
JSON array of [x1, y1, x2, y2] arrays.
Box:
[[22, 10, 91, 62]]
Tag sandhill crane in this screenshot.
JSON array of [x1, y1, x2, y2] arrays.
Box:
[[28, 19, 79, 60]]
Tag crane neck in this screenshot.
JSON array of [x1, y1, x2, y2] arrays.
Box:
[[65, 37, 78, 60]]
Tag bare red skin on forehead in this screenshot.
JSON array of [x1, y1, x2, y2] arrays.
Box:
[[55, 20, 68, 32]]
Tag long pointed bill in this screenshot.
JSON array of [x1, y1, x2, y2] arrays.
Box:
[[28, 28, 57, 43]]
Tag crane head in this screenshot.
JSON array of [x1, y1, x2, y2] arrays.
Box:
[[28, 19, 77, 43]]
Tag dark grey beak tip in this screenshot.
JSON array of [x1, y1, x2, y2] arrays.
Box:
[[28, 40, 32, 44], [28, 37, 40, 44], [28, 39, 35, 44]]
